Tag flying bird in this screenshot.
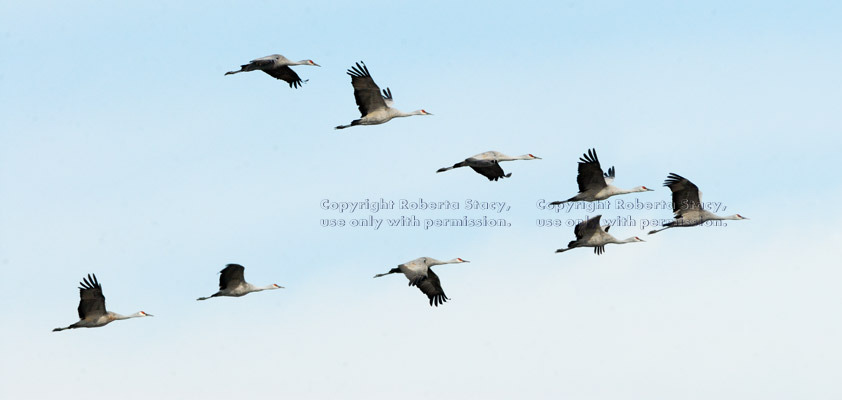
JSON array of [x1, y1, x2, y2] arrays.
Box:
[[648, 173, 748, 234], [436, 151, 541, 181], [225, 54, 320, 88], [335, 62, 431, 129], [550, 148, 652, 205], [555, 215, 645, 255], [53, 274, 152, 332], [373, 257, 469, 306], [197, 264, 283, 300]]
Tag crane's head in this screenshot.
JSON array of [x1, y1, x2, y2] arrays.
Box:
[[420, 109, 432, 116], [456, 258, 469, 263], [307, 60, 321, 67], [634, 237, 645, 242], [735, 214, 748, 220], [528, 154, 542, 160], [637, 186, 654, 192], [271, 283, 285, 289], [137, 311, 154, 317]]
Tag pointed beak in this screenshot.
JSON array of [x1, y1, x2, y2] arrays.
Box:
[[459, 259, 470, 263], [533, 156, 542, 160], [145, 313, 154, 317], [313, 63, 321, 67]]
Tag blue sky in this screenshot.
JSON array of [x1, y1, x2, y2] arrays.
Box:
[[2, 1, 841, 399]]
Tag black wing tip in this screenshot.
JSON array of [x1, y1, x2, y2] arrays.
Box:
[[347, 61, 371, 78], [429, 294, 450, 307], [663, 172, 687, 187], [80, 273, 101, 290], [579, 148, 599, 164]]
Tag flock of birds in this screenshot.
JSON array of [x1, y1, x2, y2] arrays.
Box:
[[52, 53, 749, 331]]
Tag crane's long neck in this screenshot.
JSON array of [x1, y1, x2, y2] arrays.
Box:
[[713, 214, 743, 221], [111, 312, 146, 321], [394, 109, 426, 118], [251, 283, 282, 292], [426, 258, 464, 266], [608, 186, 650, 196]]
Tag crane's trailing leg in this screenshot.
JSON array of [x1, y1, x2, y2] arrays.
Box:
[[373, 268, 401, 278], [437, 162, 468, 173], [647, 226, 672, 235], [196, 293, 220, 301], [335, 120, 361, 130], [549, 198, 573, 206]]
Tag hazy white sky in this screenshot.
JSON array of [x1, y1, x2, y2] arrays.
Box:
[[2, 1, 841, 399]]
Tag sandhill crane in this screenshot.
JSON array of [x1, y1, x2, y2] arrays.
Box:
[[550, 149, 652, 205], [648, 173, 748, 234], [555, 215, 644, 255], [373, 257, 469, 306], [225, 54, 320, 88], [197, 264, 283, 301], [335, 62, 431, 129], [436, 151, 541, 181], [53, 274, 152, 332]]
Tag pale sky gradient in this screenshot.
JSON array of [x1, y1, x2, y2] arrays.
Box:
[[2, 1, 841, 399]]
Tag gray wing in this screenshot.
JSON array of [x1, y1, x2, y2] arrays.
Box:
[[347, 62, 388, 117], [415, 269, 449, 307], [664, 173, 702, 217], [576, 149, 608, 192], [470, 160, 510, 181], [264, 66, 305, 88], [382, 87, 394, 107], [219, 264, 246, 290], [574, 215, 602, 240], [77, 274, 106, 319]]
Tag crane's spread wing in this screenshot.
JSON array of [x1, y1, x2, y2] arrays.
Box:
[[470, 160, 510, 181], [382, 87, 394, 107], [577, 149, 608, 192], [263, 66, 306, 88], [415, 269, 449, 307], [664, 173, 702, 217], [235, 55, 281, 72], [77, 274, 106, 319], [573, 215, 603, 240], [219, 264, 246, 290], [347, 62, 388, 117], [603, 166, 616, 185], [400, 260, 429, 286]]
